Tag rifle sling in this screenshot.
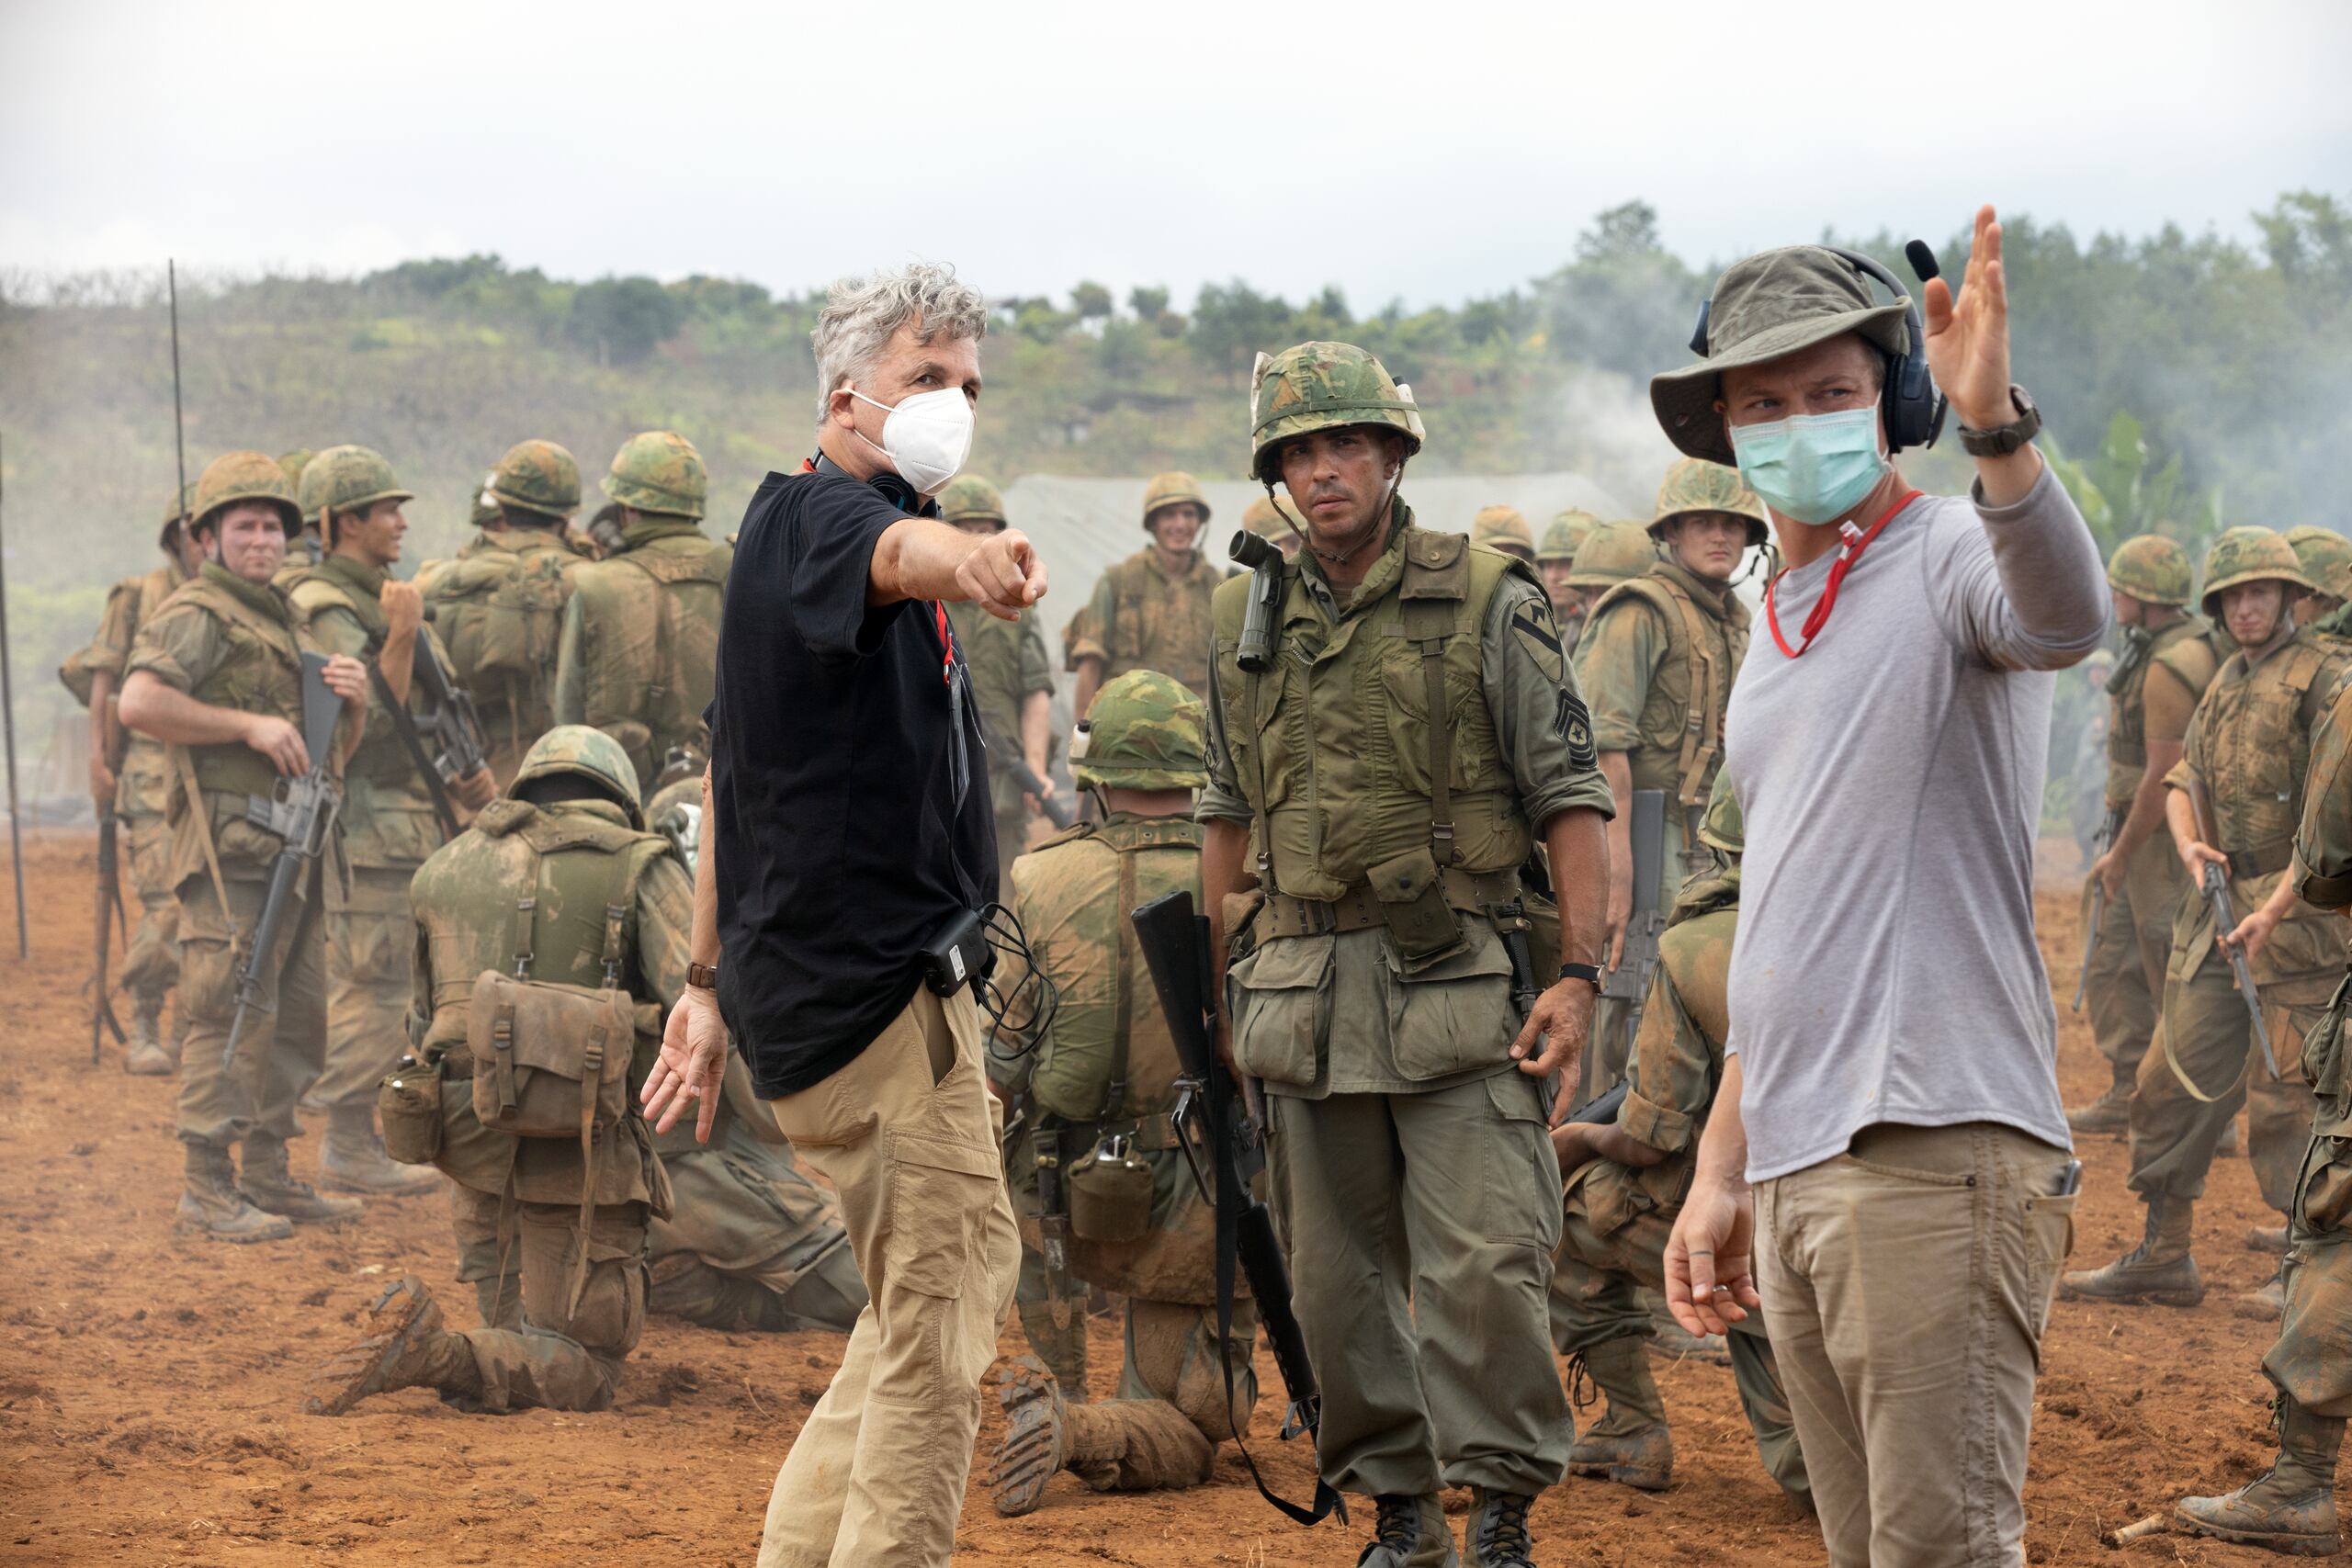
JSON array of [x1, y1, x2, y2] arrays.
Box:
[[365, 657, 462, 841], [168, 742, 241, 950]]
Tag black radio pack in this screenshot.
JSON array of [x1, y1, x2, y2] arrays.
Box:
[[921, 907, 996, 997]]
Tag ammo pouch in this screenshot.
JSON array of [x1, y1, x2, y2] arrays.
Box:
[[467, 970, 633, 1139], [1068, 1132, 1155, 1244], [1368, 847, 1463, 963], [378, 1053, 444, 1166]]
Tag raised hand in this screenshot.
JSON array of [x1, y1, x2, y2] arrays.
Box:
[[1922, 205, 2017, 432]]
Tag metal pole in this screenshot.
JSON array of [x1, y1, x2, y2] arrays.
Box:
[[0, 432, 27, 958], [169, 260, 187, 508]]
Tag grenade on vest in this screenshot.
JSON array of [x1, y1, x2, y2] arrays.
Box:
[[1230, 529, 1285, 674], [220, 652, 345, 1071]]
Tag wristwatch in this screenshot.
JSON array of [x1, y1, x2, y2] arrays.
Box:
[[687, 961, 720, 991], [1958, 384, 2042, 457], [1558, 962, 1605, 993]]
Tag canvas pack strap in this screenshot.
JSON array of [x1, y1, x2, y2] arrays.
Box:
[[1404, 597, 1457, 865]]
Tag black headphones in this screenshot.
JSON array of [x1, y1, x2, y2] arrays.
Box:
[[810, 454, 936, 517], [1688, 242, 1949, 455]]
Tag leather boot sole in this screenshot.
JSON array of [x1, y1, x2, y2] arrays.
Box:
[[2174, 1506, 2338, 1555]]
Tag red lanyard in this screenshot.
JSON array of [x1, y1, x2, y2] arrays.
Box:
[[1763, 490, 1920, 659], [933, 602, 956, 686]]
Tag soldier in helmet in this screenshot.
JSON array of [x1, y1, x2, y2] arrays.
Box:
[[307, 726, 693, 1415], [2068, 535, 2232, 1136], [285, 446, 498, 1196], [2174, 671, 2352, 1554], [2285, 526, 2352, 628], [65, 480, 206, 1074], [420, 440, 590, 786], [2064, 527, 2352, 1311], [117, 452, 372, 1242], [1201, 341, 1612, 1567], [1471, 504, 1537, 565], [553, 431, 733, 795], [989, 671, 1264, 1515], [272, 450, 320, 583], [1561, 520, 1655, 623], [1065, 470, 1222, 714], [1570, 460, 1762, 1094], [1536, 510, 1597, 656], [940, 474, 1057, 894], [1546, 775, 1807, 1506], [1241, 491, 1304, 560]]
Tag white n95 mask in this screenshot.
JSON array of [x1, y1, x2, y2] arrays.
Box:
[[851, 386, 975, 495]]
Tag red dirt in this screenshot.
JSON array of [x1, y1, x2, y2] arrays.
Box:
[[0, 832, 2314, 1563]]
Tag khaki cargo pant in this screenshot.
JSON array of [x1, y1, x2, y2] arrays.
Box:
[[2082, 831, 2182, 1087], [756, 985, 1020, 1568], [1755, 1122, 2075, 1568], [647, 1116, 867, 1333], [447, 1185, 648, 1412], [175, 871, 326, 1147], [1266, 1070, 1570, 1499], [119, 811, 180, 1016], [311, 865, 418, 1111]]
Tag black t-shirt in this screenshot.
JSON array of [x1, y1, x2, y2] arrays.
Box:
[[710, 466, 996, 1097]]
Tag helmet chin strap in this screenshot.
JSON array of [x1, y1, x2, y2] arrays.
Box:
[[1306, 464, 1403, 569]]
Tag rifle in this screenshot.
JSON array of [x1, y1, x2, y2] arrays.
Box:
[[2186, 777, 2278, 1079], [220, 652, 344, 1072], [90, 803, 128, 1061], [1493, 896, 1561, 1119], [1599, 789, 1668, 1074], [410, 608, 491, 791], [978, 709, 1075, 831], [1132, 888, 1343, 1529], [2073, 808, 2119, 1014]]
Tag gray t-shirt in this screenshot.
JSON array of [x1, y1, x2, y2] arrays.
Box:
[[1724, 465, 2108, 1183]]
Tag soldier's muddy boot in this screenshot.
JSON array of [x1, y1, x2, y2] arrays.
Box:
[[1464, 1488, 1538, 1568], [2065, 1065, 2133, 1136], [305, 1276, 480, 1416], [240, 1132, 363, 1224], [1355, 1495, 1458, 1568], [2177, 1397, 2343, 1555], [2249, 1223, 2290, 1253], [2059, 1197, 2202, 1306], [1645, 1289, 1729, 1364], [123, 1007, 172, 1077], [174, 1139, 293, 1243], [2236, 1265, 2289, 1322], [1566, 1338, 1674, 1491], [990, 1356, 1070, 1517], [320, 1103, 439, 1196], [1017, 1298, 1091, 1403]]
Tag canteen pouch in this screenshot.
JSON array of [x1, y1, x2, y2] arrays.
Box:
[[378, 1053, 444, 1165], [1068, 1134, 1156, 1245], [466, 969, 633, 1139], [1369, 846, 1464, 964]]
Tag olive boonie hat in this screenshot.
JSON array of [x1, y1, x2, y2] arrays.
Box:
[[1651, 246, 1914, 467]]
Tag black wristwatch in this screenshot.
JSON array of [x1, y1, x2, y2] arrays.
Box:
[[1958, 384, 2042, 457], [1558, 962, 1605, 993]]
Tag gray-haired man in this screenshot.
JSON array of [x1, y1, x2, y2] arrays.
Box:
[[643, 262, 1041, 1568]]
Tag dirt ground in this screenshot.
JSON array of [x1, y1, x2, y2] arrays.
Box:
[[0, 829, 2326, 1565]]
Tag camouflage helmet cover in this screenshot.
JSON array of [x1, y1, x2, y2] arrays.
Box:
[[937, 474, 1008, 528], [2283, 525, 2352, 599], [2199, 525, 2315, 620], [190, 450, 301, 536], [2105, 534, 2194, 608], [1242, 491, 1304, 541], [1564, 520, 1660, 590], [509, 724, 645, 827], [1651, 457, 1770, 548], [1249, 341, 1424, 484], [601, 430, 707, 520], [492, 439, 582, 516], [1471, 504, 1535, 558], [1070, 670, 1208, 791], [1539, 507, 1600, 564], [1141, 470, 1211, 529], [1697, 770, 1745, 857], [297, 445, 413, 526], [277, 449, 315, 489]]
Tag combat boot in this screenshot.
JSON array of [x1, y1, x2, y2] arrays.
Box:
[[1463, 1488, 1538, 1568], [2249, 1223, 2290, 1253], [2059, 1196, 2202, 1306], [1566, 1337, 1673, 1491], [1016, 1298, 1091, 1403], [2236, 1265, 2288, 1322], [122, 1006, 172, 1077], [1355, 1495, 1458, 1568], [319, 1103, 439, 1196], [1645, 1289, 1729, 1365], [174, 1140, 293, 1244], [991, 1356, 1070, 1516], [239, 1132, 363, 1224], [306, 1276, 480, 1416], [2065, 1066, 2133, 1137], [2177, 1397, 2343, 1555]]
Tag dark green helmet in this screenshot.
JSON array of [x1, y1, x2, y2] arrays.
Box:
[[1070, 671, 1207, 791], [190, 450, 300, 537], [492, 439, 582, 517], [2199, 526, 2314, 620], [938, 475, 1008, 529], [1564, 520, 1658, 590], [2105, 534, 2194, 608], [1249, 341, 1424, 485], [1539, 508, 1599, 565], [510, 725, 645, 828], [602, 430, 707, 520], [297, 445, 413, 529]]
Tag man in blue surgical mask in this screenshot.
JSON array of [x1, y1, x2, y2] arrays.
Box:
[[1655, 208, 2109, 1567]]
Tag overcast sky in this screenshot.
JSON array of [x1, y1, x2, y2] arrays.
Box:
[[4, 0, 2346, 310]]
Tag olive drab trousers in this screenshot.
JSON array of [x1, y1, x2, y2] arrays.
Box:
[[311, 866, 418, 1111], [175, 871, 327, 1147], [755, 986, 1020, 1568], [647, 1119, 868, 1333], [446, 1187, 649, 1412], [119, 813, 181, 1020], [2082, 832, 2183, 1092]]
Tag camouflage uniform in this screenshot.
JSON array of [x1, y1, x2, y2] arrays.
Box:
[[1063, 471, 1221, 702], [1471, 505, 1537, 563], [2066, 530, 2352, 1306], [125, 452, 353, 1241], [420, 441, 587, 785], [63, 485, 197, 1068], [2072, 536, 2228, 1133], [1202, 342, 1614, 1562], [553, 432, 731, 795], [989, 672, 1262, 1516], [281, 447, 445, 1194], [1547, 778, 1807, 1505], [2176, 671, 2352, 1553], [939, 477, 1057, 897], [1571, 461, 1761, 1094]]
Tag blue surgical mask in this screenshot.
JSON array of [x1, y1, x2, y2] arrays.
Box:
[[1729, 402, 1889, 526]]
